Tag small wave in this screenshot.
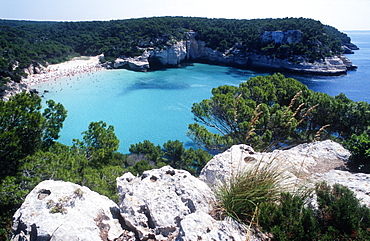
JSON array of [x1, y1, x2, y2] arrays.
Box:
[[190, 84, 207, 87]]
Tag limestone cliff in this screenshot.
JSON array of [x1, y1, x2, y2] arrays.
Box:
[[115, 31, 357, 75], [0, 81, 30, 101]]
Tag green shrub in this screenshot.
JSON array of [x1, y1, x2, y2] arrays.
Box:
[[259, 192, 318, 240], [315, 182, 370, 240], [344, 132, 370, 173], [257, 182, 370, 240]]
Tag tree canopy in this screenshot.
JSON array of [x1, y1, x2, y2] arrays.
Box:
[[0, 17, 352, 84], [0, 92, 67, 178], [188, 73, 370, 152]]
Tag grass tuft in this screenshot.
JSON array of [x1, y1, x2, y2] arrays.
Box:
[[215, 158, 284, 224]]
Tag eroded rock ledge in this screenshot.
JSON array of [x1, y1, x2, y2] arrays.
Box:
[[114, 31, 358, 76], [12, 140, 370, 241]]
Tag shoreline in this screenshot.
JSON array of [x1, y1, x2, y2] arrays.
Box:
[[22, 55, 106, 87]]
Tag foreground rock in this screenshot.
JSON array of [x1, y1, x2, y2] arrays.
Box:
[[199, 140, 351, 188], [200, 140, 370, 208], [11, 180, 132, 241], [116, 166, 256, 240], [12, 141, 370, 240]]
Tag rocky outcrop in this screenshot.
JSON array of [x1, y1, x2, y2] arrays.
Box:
[[199, 140, 351, 188], [116, 166, 255, 240], [344, 42, 360, 51], [12, 141, 370, 241], [178, 212, 254, 241], [247, 54, 356, 75], [261, 30, 303, 45], [11, 180, 132, 241], [23, 62, 44, 76], [311, 170, 370, 207], [115, 31, 357, 75], [0, 81, 29, 101], [199, 140, 370, 208], [114, 51, 151, 72]]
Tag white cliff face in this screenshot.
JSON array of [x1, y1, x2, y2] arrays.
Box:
[[247, 54, 353, 75], [114, 31, 356, 75], [149, 41, 188, 66], [187, 33, 249, 66], [11, 180, 131, 241], [261, 30, 303, 45]]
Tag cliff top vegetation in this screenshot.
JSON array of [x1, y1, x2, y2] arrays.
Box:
[[0, 17, 352, 84]]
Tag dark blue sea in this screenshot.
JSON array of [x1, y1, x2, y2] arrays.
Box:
[[35, 31, 370, 153], [290, 31, 370, 102]]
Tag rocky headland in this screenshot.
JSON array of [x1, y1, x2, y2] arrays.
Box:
[[0, 30, 359, 102], [11, 140, 370, 241], [114, 31, 358, 76]]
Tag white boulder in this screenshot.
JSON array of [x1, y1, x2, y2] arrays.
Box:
[[11, 180, 131, 241], [199, 140, 351, 188], [116, 166, 216, 240]]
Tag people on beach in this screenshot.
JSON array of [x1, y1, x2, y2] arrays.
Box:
[[22, 56, 104, 86]]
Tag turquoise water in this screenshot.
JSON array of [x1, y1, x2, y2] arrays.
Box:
[[35, 65, 267, 153], [35, 31, 370, 153]]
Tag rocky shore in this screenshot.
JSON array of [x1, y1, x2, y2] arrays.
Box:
[[11, 140, 370, 241], [114, 31, 358, 76]]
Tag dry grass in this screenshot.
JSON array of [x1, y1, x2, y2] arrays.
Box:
[[215, 157, 284, 224]]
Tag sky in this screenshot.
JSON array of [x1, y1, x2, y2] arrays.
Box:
[[1, 0, 369, 30]]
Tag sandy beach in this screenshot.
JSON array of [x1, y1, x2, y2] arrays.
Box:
[[22, 55, 105, 86]]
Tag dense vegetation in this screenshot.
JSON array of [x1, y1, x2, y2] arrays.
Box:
[[0, 17, 352, 85], [217, 166, 370, 240], [188, 73, 370, 153], [258, 183, 370, 240], [0, 92, 211, 240]]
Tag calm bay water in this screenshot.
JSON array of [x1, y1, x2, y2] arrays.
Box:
[[35, 31, 370, 153]]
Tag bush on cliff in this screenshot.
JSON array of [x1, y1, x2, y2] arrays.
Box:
[[344, 132, 370, 173], [258, 182, 370, 240]]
